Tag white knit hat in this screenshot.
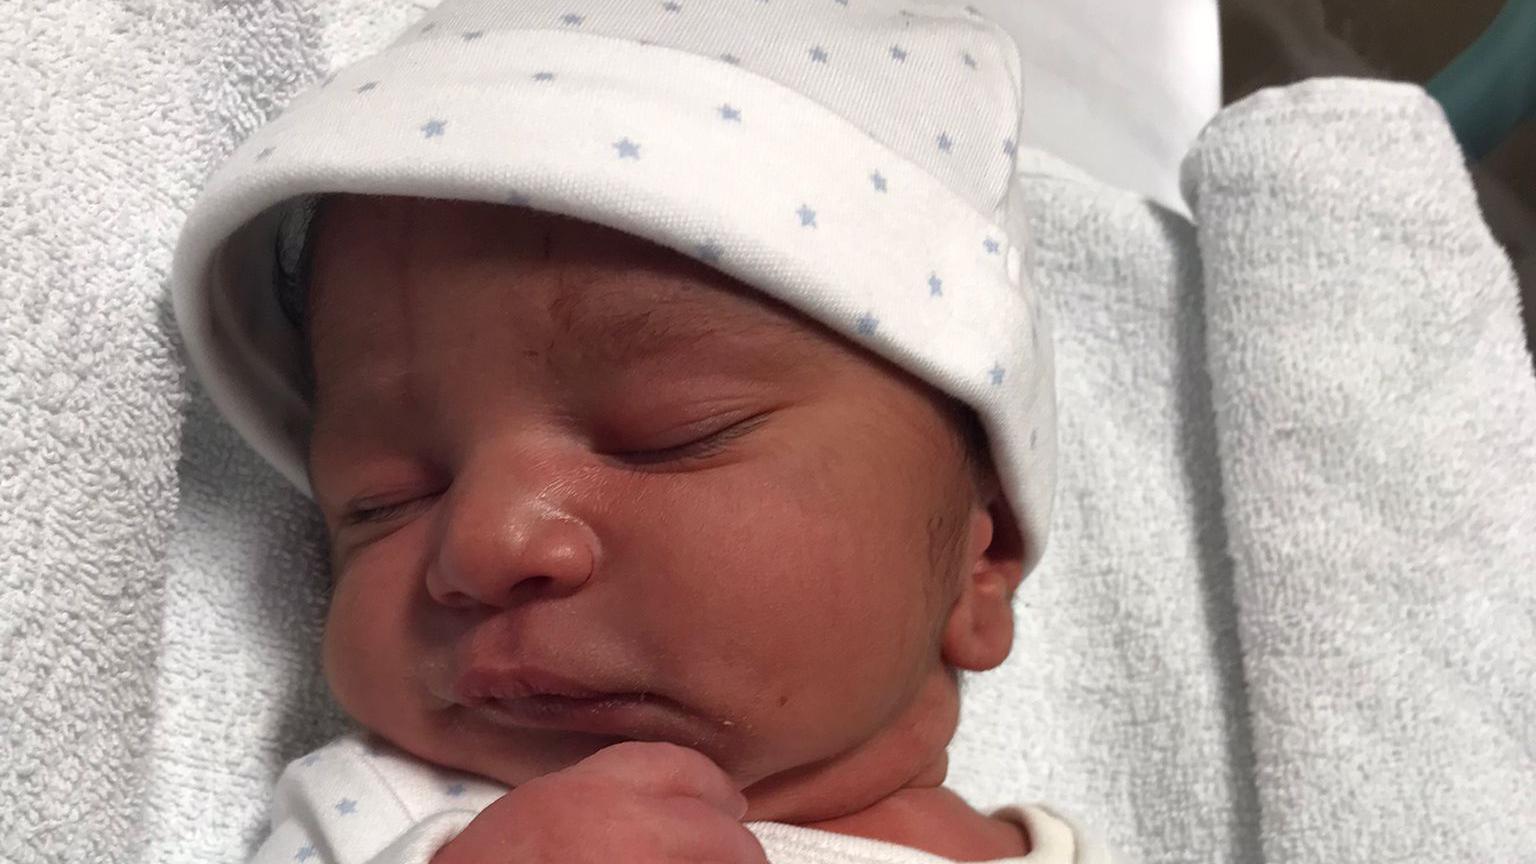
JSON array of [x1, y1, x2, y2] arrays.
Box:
[[171, 0, 1057, 572]]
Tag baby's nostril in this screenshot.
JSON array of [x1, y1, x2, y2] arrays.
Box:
[[439, 588, 482, 610], [504, 574, 558, 605]]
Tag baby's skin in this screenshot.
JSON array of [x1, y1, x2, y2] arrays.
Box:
[[302, 196, 1032, 861]]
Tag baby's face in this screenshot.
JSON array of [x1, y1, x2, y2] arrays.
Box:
[[304, 196, 1021, 820]]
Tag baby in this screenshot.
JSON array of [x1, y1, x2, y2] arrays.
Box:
[[171, 0, 1098, 861]]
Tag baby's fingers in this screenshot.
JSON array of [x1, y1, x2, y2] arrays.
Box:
[[651, 797, 769, 864], [576, 741, 746, 818]]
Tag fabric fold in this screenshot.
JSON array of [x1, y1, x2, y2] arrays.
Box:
[[1182, 78, 1536, 863]]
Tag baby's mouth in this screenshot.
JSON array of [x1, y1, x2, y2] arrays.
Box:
[[453, 664, 628, 702], [448, 664, 723, 745], [472, 692, 687, 739]]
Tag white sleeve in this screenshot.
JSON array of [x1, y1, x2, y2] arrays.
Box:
[[248, 811, 475, 864], [248, 735, 505, 864]]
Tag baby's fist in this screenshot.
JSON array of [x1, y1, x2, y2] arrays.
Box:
[[431, 741, 768, 864]]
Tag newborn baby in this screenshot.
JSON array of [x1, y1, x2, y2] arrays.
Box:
[[170, 0, 1096, 860]]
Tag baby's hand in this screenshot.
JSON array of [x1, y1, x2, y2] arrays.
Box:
[[430, 741, 769, 864]]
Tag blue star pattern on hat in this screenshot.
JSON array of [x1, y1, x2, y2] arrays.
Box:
[[376, 0, 1022, 224]]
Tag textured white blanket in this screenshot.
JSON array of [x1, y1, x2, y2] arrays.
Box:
[[3, 4, 1532, 863]]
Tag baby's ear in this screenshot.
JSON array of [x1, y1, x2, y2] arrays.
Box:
[[939, 494, 1026, 673]]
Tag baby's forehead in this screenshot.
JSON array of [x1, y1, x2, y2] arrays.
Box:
[[304, 196, 835, 365]]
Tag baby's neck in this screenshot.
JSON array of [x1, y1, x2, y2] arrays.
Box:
[[799, 785, 1029, 861], [737, 667, 1026, 858]]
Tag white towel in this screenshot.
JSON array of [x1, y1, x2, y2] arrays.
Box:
[[1182, 79, 1536, 862], [950, 151, 1262, 861], [4, 4, 1533, 864], [0, 2, 331, 861]]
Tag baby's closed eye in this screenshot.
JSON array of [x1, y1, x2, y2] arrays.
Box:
[[601, 410, 774, 468], [334, 405, 777, 527], [346, 494, 439, 525]]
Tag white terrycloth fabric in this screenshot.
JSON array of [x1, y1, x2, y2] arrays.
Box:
[[4, 4, 1534, 864], [1181, 80, 1536, 863], [247, 733, 1111, 864], [0, 3, 322, 862]]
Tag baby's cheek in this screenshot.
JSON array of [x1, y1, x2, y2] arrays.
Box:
[[319, 599, 367, 718], [320, 573, 405, 727]]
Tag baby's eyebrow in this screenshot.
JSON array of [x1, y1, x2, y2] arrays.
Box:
[[551, 284, 810, 363]]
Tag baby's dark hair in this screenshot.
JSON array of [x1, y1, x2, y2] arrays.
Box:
[[271, 196, 991, 480], [273, 195, 322, 345]]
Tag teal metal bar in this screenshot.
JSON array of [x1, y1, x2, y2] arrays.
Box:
[[1426, 0, 1536, 161]]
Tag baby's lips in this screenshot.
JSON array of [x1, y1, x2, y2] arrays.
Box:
[[452, 663, 622, 703]]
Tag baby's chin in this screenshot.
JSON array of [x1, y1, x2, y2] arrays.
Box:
[[357, 695, 959, 826]]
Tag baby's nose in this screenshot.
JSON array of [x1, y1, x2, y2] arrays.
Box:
[[425, 490, 599, 609]]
